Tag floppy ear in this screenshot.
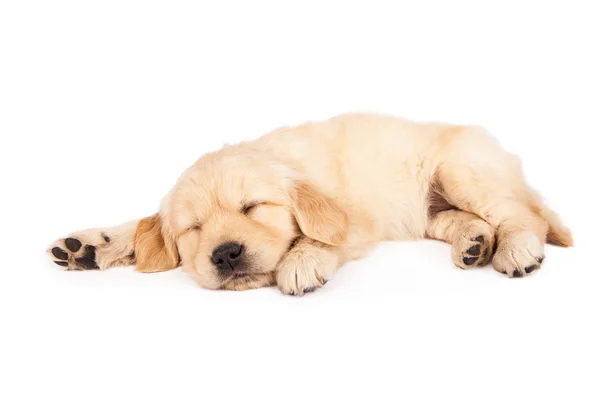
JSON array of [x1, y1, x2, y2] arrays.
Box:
[[290, 182, 348, 246], [134, 213, 179, 273]]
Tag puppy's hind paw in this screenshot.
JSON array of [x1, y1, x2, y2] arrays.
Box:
[[453, 228, 495, 269], [492, 232, 545, 278]]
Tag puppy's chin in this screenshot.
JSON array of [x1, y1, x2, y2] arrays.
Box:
[[221, 272, 276, 291]]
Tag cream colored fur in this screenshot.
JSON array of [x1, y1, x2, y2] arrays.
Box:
[[48, 113, 572, 294]]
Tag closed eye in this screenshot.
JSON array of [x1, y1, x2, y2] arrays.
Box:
[[241, 201, 262, 215], [182, 224, 201, 235], [178, 223, 201, 237]]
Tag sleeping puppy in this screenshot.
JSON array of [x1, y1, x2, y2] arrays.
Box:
[[47, 113, 573, 295]]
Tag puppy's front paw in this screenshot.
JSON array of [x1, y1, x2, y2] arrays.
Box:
[[492, 232, 545, 278], [276, 244, 338, 296]]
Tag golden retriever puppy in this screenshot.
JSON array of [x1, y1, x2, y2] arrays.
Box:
[[47, 113, 572, 294]]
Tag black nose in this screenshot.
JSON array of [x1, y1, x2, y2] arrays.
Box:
[[211, 241, 244, 271]]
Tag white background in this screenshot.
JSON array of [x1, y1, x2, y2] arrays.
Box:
[[1, 1, 598, 399]]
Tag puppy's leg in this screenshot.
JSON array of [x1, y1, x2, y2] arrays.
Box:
[[47, 212, 179, 272], [47, 221, 138, 270], [426, 210, 495, 269], [276, 237, 340, 296], [435, 169, 548, 278], [434, 126, 572, 277]]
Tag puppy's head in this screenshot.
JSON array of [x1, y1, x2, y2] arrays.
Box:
[[134, 148, 347, 290]]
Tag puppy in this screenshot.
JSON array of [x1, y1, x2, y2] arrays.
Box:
[[48, 113, 572, 294]]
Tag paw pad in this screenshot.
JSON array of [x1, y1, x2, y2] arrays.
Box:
[[75, 245, 99, 269], [466, 245, 480, 256], [462, 256, 479, 265], [65, 238, 82, 252], [455, 233, 495, 269], [48, 237, 99, 270], [52, 247, 68, 260]]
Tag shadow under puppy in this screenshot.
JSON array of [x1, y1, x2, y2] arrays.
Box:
[[48, 113, 572, 295]]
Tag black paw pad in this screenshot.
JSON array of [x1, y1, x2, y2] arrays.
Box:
[[303, 287, 316, 293], [322, 279, 328, 285], [512, 270, 523, 278], [52, 247, 68, 260], [466, 245, 481, 256], [74, 245, 98, 269], [474, 235, 484, 244], [525, 265, 536, 274], [54, 261, 68, 266], [65, 238, 82, 252], [537, 257, 544, 264], [463, 256, 478, 266]]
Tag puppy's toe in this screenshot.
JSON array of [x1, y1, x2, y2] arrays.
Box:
[[65, 237, 82, 252], [51, 247, 69, 260]]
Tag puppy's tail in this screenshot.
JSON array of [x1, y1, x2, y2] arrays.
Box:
[[541, 207, 573, 247], [527, 188, 573, 247]]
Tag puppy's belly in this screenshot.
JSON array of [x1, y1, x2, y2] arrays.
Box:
[[343, 182, 430, 243], [380, 197, 429, 241], [383, 213, 428, 241]]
